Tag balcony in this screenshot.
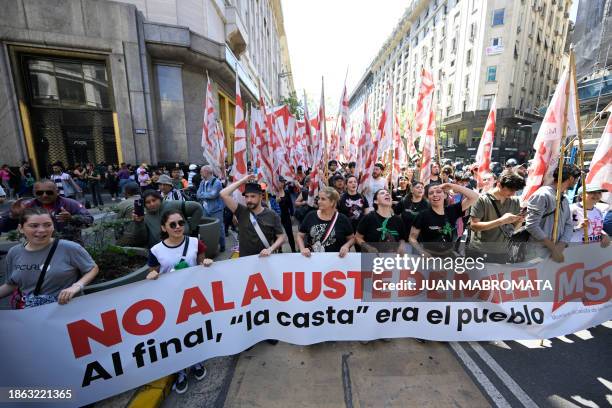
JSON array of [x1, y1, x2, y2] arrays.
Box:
[[225, 6, 249, 56]]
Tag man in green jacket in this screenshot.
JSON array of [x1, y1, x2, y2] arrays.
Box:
[[132, 190, 203, 248]]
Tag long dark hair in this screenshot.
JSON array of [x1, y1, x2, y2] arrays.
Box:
[[159, 210, 185, 240]]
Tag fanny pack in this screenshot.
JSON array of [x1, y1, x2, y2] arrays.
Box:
[[173, 237, 190, 270]]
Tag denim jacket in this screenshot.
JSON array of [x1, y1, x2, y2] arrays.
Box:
[[197, 176, 224, 214]]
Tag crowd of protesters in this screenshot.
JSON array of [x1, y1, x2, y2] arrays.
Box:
[[0, 155, 610, 394]]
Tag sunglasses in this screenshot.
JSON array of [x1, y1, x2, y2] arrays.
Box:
[[35, 190, 56, 196], [168, 220, 185, 229]]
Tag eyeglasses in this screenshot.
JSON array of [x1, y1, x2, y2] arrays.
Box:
[[168, 220, 185, 229], [35, 190, 56, 196]]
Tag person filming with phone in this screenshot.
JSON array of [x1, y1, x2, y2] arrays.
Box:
[[0, 179, 93, 245], [467, 171, 526, 263]]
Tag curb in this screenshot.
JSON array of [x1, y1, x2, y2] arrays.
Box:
[[127, 375, 175, 408]]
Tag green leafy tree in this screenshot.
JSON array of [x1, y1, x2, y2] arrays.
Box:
[[281, 92, 304, 119]]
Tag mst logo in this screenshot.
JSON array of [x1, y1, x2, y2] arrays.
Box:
[[552, 261, 612, 313]]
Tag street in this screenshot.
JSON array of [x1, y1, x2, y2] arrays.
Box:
[[157, 325, 612, 407]]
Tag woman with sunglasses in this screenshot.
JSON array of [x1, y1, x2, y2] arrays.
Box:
[[146, 209, 213, 394], [0, 207, 98, 308]]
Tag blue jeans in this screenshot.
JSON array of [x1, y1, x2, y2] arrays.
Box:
[[205, 209, 225, 250]]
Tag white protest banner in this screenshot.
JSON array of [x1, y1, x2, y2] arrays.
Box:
[[1, 245, 610, 407]]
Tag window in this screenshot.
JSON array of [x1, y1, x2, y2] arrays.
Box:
[[492, 37, 502, 47], [466, 49, 472, 64], [482, 95, 494, 110], [156, 65, 183, 101], [470, 23, 477, 40], [486, 66, 497, 82], [439, 47, 444, 61], [492, 9, 504, 26], [27, 58, 111, 109], [465, 75, 470, 88]]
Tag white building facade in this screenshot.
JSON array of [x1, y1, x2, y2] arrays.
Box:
[[349, 0, 571, 163]]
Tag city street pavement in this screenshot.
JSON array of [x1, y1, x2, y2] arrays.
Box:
[[450, 323, 612, 408], [161, 324, 611, 408]]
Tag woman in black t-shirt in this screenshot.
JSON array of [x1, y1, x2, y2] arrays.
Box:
[[392, 176, 410, 205], [396, 181, 430, 230], [298, 187, 354, 257], [356, 189, 406, 253], [338, 175, 370, 231], [409, 183, 479, 256]]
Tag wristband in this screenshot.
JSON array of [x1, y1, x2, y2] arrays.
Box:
[[72, 283, 84, 292]]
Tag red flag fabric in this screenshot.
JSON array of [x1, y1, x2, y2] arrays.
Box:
[[419, 109, 436, 184], [376, 85, 394, 159], [201, 77, 224, 176], [415, 69, 436, 184], [308, 85, 326, 206], [356, 99, 373, 193], [338, 83, 349, 161], [230, 72, 247, 182], [415, 69, 435, 153], [522, 65, 575, 202], [475, 97, 496, 188], [268, 105, 296, 182], [392, 114, 407, 186], [404, 116, 418, 159]]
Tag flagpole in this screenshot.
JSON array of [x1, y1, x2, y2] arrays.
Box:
[[569, 48, 589, 243], [322, 76, 329, 185], [551, 59, 572, 243]]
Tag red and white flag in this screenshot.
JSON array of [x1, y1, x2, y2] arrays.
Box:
[[357, 99, 373, 193], [404, 116, 418, 159], [415, 69, 435, 152], [230, 72, 247, 182], [522, 65, 576, 202], [338, 83, 350, 161], [419, 109, 436, 184], [201, 77, 224, 176], [307, 84, 327, 206], [376, 85, 394, 159], [415, 69, 436, 184], [475, 97, 496, 188], [268, 105, 296, 182], [585, 108, 612, 205], [392, 114, 407, 186]]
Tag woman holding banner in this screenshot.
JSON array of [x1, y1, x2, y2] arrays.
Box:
[[356, 189, 407, 254], [145, 209, 213, 394], [0, 208, 98, 308], [297, 187, 355, 257]]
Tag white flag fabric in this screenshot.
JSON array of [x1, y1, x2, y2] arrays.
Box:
[[522, 66, 574, 202], [230, 73, 247, 182], [201, 77, 224, 176], [585, 112, 612, 206], [475, 97, 496, 188]]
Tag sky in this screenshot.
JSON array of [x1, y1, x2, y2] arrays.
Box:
[[282, 0, 409, 112], [282, 0, 580, 112]]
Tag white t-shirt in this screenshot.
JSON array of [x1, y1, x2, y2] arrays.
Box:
[[570, 203, 605, 243], [148, 237, 204, 275], [365, 177, 388, 209], [52, 173, 72, 196]]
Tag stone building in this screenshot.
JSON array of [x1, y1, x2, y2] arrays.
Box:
[[0, 0, 293, 177], [348, 0, 571, 163]]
